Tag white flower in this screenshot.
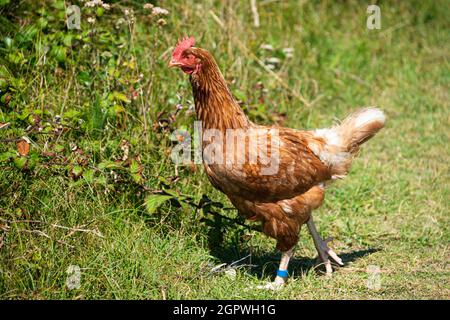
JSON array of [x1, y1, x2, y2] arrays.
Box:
[[102, 3, 110, 10], [85, 0, 104, 8], [143, 3, 154, 10], [266, 57, 281, 65], [260, 44, 274, 51], [115, 17, 125, 29], [157, 18, 167, 26], [152, 7, 169, 16], [282, 47, 294, 58], [87, 17, 96, 24]]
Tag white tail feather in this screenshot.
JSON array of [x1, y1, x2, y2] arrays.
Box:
[[310, 107, 385, 179]]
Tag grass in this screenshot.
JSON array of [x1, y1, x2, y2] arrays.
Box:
[[0, 0, 449, 299]]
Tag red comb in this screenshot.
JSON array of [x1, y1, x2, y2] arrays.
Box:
[[172, 36, 196, 59]]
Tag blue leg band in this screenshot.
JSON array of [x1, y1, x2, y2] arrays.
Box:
[[276, 269, 289, 278]]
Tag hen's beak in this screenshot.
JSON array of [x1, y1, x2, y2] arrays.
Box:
[[168, 60, 183, 68]]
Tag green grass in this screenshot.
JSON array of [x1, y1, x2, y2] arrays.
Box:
[[0, 0, 449, 299]]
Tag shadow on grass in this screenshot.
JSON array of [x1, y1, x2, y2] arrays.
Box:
[[203, 209, 380, 279], [209, 245, 381, 280]]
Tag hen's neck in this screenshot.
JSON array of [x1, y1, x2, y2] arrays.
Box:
[[190, 60, 250, 131]]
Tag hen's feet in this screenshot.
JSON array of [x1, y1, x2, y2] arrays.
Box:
[[307, 217, 344, 275], [313, 236, 344, 275]]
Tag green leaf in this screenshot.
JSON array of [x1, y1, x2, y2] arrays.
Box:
[[71, 165, 83, 178], [87, 97, 106, 132], [63, 34, 73, 47], [0, 150, 15, 162], [77, 72, 91, 86], [54, 144, 65, 153], [27, 156, 37, 170], [63, 109, 81, 119], [112, 91, 130, 104], [157, 176, 171, 186], [50, 46, 67, 63], [233, 89, 247, 102], [83, 169, 94, 183], [145, 194, 173, 215], [131, 173, 143, 184], [0, 65, 12, 79], [96, 7, 104, 16], [52, 0, 65, 10], [36, 17, 48, 29], [0, 78, 7, 89], [98, 160, 123, 170], [7, 52, 25, 65], [13, 156, 27, 170], [112, 104, 125, 114], [16, 110, 30, 120], [129, 159, 140, 174]]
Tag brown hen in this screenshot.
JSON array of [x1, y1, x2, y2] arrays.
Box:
[[169, 37, 385, 289]]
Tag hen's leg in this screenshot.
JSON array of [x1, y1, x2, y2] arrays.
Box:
[[256, 247, 294, 290], [307, 216, 343, 275]]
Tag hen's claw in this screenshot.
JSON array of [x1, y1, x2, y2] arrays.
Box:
[[314, 236, 344, 275], [307, 218, 344, 275]]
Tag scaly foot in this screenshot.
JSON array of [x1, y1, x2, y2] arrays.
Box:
[[314, 236, 343, 275], [307, 217, 344, 275]]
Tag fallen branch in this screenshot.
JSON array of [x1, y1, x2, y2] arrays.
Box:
[[50, 223, 104, 238], [0, 218, 104, 238], [19, 229, 75, 248]]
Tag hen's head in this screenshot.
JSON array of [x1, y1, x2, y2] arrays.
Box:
[[169, 37, 207, 75]]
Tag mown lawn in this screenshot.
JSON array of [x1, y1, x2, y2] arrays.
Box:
[[0, 0, 448, 299]]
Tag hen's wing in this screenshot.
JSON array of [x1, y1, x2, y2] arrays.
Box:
[[203, 126, 330, 202]]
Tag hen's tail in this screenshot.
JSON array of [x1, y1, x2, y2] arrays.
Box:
[[310, 107, 386, 179], [338, 107, 386, 154]]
